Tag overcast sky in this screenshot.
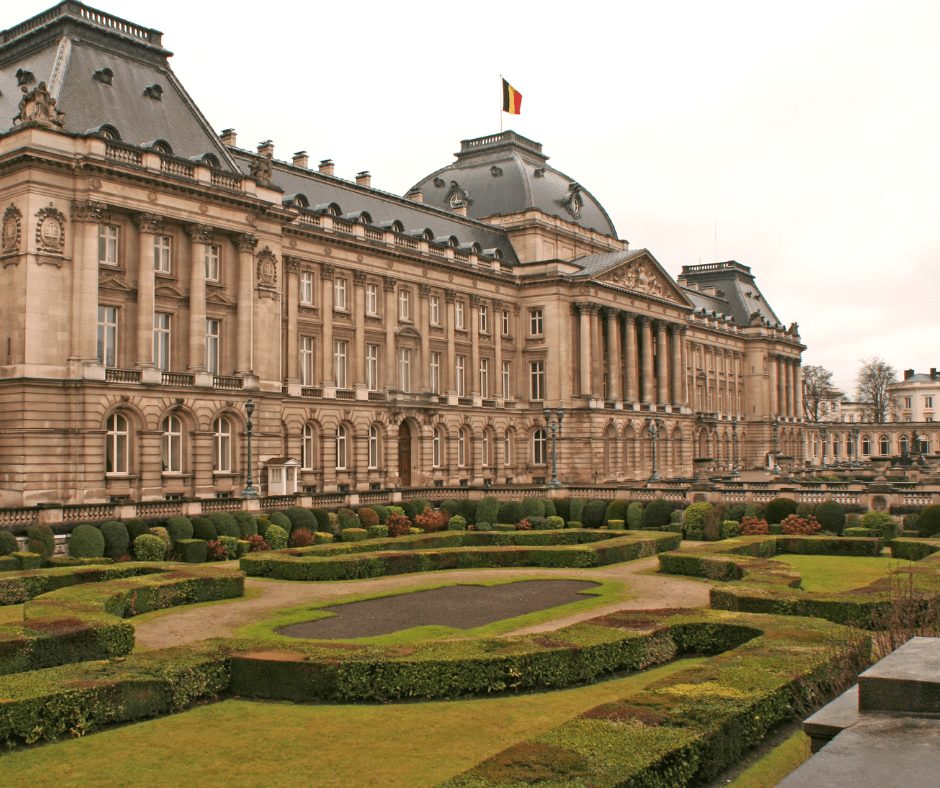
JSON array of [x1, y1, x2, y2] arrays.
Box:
[[6, 0, 937, 396]]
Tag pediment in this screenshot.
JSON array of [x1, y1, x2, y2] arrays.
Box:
[[98, 275, 131, 291], [593, 253, 690, 306], [206, 291, 235, 307], [155, 283, 185, 298], [396, 325, 422, 340]]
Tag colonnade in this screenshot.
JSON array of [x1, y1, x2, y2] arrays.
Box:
[[769, 354, 802, 419]]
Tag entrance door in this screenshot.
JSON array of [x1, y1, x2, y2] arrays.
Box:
[[398, 422, 412, 487]]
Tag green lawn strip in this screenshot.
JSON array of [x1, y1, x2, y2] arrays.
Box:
[[232, 576, 629, 645], [772, 555, 903, 593], [0, 657, 704, 788], [727, 730, 811, 788]]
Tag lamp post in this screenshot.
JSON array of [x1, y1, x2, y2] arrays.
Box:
[[543, 407, 564, 488], [819, 424, 829, 471], [771, 418, 780, 475], [241, 397, 259, 497], [852, 427, 861, 468], [645, 415, 663, 483], [731, 415, 740, 478]]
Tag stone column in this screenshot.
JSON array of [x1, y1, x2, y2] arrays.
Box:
[[605, 309, 622, 401], [493, 299, 503, 401], [624, 313, 639, 404], [768, 353, 778, 416], [794, 360, 803, 420], [444, 289, 456, 395], [384, 276, 397, 388], [420, 285, 432, 391], [470, 295, 481, 396], [785, 358, 795, 418], [284, 257, 300, 383], [577, 302, 593, 397], [70, 200, 106, 363], [680, 328, 690, 407], [640, 316, 654, 404], [777, 356, 787, 419], [232, 233, 258, 375], [186, 224, 212, 372], [670, 325, 683, 408], [320, 263, 335, 384], [134, 213, 163, 367], [353, 270, 366, 387], [656, 320, 669, 406]]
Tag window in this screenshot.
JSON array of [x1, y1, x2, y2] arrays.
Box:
[[153, 312, 171, 371], [213, 417, 232, 472], [502, 360, 511, 400], [479, 358, 489, 398], [432, 428, 443, 467], [533, 429, 547, 464], [334, 340, 347, 388], [899, 436, 909, 455], [300, 271, 314, 305], [369, 425, 379, 469], [302, 423, 315, 470], [106, 413, 129, 474], [398, 288, 411, 320], [456, 355, 466, 397], [861, 434, 871, 456], [205, 319, 220, 375], [336, 425, 348, 469], [879, 435, 890, 455], [300, 336, 314, 386], [904, 397, 912, 409], [97, 306, 118, 367], [154, 235, 171, 274], [366, 344, 379, 391], [398, 347, 411, 392], [479, 304, 488, 333], [530, 360, 545, 400], [98, 224, 119, 265], [334, 277, 347, 310], [503, 431, 512, 466], [482, 430, 490, 466], [455, 300, 465, 330], [205, 244, 220, 281], [529, 309, 543, 335], [927, 397, 934, 409], [501, 309, 510, 336], [162, 415, 183, 473], [366, 282, 378, 315], [430, 352, 441, 395], [430, 295, 440, 325], [457, 429, 467, 467]]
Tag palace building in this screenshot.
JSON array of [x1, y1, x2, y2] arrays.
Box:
[[0, 2, 807, 506]]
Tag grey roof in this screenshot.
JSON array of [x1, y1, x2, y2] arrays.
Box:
[[567, 248, 647, 278], [408, 131, 619, 238], [0, 4, 238, 170], [678, 261, 783, 327]]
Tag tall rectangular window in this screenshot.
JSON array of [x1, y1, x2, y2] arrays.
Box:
[[430, 295, 440, 325], [502, 360, 511, 400], [154, 235, 171, 274], [205, 319, 220, 375], [455, 300, 465, 330], [300, 271, 314, 304], [153, 312, 171, 371], [366, 283, 378, 315], [366, 344, 379, 391], [529, 309, 543, 335], [904, 397, 912, 409], [456, 355, 466, 397], [334, 277, 347, 310], [334, 340, 347, 388], [501, 309, 510, 336], [530, 359, 545, 400], [205, 245, 220, 281], [368, 426, 379, 469], [430, 352, 441, 394], [479, 358, 489, 398], [398, 289, 411, 320], [300, 336, 314, 386], [479, 304, 488, 333], [398, 347, 411, 392], [98, 225, 119, 266], [97, 306, 118, 367], [927, 397, 934, 409]]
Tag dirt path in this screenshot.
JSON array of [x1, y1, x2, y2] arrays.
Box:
[[134, 556, 712, 649]]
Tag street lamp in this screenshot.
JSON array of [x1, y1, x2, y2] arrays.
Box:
[[645, 415, 663, 483], [771, 418, 780, 475], [731, 415, 740, 478], [543, 407, 564, 488], [241, 397, 259, 497], [819, 424, 829, 471], [852, 427, 861, 468]]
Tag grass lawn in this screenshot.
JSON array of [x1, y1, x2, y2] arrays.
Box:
[[0, 658, 703, 788], [772, 555, 909, 593], [727, 730, 811, 787]]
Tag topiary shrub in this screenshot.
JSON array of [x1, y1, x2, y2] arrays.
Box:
[[683, 502, 713, 540], [569, 499, 587, 524], [744, 503, 765, 519], [175, 539, 208, 563], [626, 502, 644, 530], [234, 511, 258, 538], [844, 527, 876, 538], [264, 524, 288, 550], [566, 521, 583, 529], [26, 524, 55, 562], [546, 516, 565, 530], [164, 516, 194, 545], [440, 500, 459, 517], [497, 501, 524, 524], [217, 535, 237, 560], [289, 528, 317, 548], [209, 512, 241, 539], [0, 529, 18, 556], [553, 499, 570, 522], [338, 509, 361, 530], [99, 521, 129, 561], [862, 511, 897, 541], [457, 499, 478, 525], [358, 507, 379, 528], [903, 513, 920, 533], [256, 518, 271, 537], [795, 503, 815, 518], [447, 515, 468, 531], [641, 499, 672, 531], [267, 511, 292, 535], [527, 516, 549, 530], [327, 512, 340, 536], [151, 527, 171, 553], [603, 500, 627, 528], [341, 528, 368, 542], [766, 497, 798, 525], [721, 521, 740, 540], [727, 504, 746, 522], [124, 519, 151, 542], [542, 499, 557, 517], [522, 497, 546, 519], [918, 505, 940, 538], [410, 498, 431, 516], [476, 496, 501, 525], [191, 517, 218, 542], [285, 507, 316, 532], [582, 500, 607, 529], [475, 522, 493, 532], [67, 524, 105, 558], [370, 504, 389, 524], [134, 533, 166, 561], [401, 501, 418, 521], [311, 508, 331, 531], [367, 525, 389, 539], [814, 501, 846, 536], [608, 520, 626, 530]]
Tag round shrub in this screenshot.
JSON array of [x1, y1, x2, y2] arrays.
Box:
[[440, 500, 459, 516], [766, 497, 798, 525], [683, 502, 713, 540], [0, 529, 18, 556], [814, 501, 846, 535], [626, 502, 644, 530], [641, 499, 672, 530], [264, 524, 289, 550], [370, 504, 389, 524], [234, 511, 258, 538], [497, 501, 524, 524], [219, 535, 238, 559], [366, 524, 389, 540], [918, 505, 940, 538], [670, 510, 683, 524], [338, 509, 361, 530], [475, 521, 493, 532], [721, 521, 740, 540], [125, 519, 151, 542], [457, 499, 478, 524], [582, 500, 607, 529], [26, 524, 55, 562], [191, 517, 217, 542], [795, 503, 816, 518], [256, 517, 271, 537], [67, 524, 105, 558], [553, 499, 570, 522], [358, 507, 379, 528], [447, 515, 468, 531], [134, 533, 166, 561], [209, 512, 241, 539], [401, 501, 418, 521], [727, 505, 746, 522], [164, 516, 194, 544], [267, 511, 292, 535], [99, 521, 129, 560], [527, 516, 549, 530], [151, 527, 171, 553], [744, 503, 766, 519], [546, 516, 564, 530], [285, 507, 316, 532], [410, 498, 431, 515], [604, 500, 627, 527], [476, 496, 501, 525], [740, 517, 769, 535], [522, 497, 546, 519]]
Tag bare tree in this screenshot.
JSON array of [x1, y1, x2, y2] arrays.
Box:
[[802, 364, 841, 422], [855, 356, 897, 423]]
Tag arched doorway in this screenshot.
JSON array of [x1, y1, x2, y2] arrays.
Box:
[[398, 422, 412, 487]]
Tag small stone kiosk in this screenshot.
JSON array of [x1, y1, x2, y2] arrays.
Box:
[[263, 458, 301, 496], [779, 637, 940, 787]]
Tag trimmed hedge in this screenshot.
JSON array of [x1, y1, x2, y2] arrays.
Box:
[[627, 502, 644, 530], [25, 525, 54, 563], [191, 517, 217, 542], [175, 539, 209, 564], [583, 500, 607, 529], [134, 534, 166, 562], [0, 531, 18, 557], [641, 498, 672, 530]]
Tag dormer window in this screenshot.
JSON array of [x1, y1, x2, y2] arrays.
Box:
[[94, 68, 113, 85], [89, 124, 121, 140], [201, 153, 221, 168], [143, 84, 163, 101]]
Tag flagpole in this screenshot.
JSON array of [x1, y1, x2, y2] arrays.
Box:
[[499, 74, 503, 133]]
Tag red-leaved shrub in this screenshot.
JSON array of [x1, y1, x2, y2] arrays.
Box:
[[247, 534, 270, 552], [206, 540, 228, 561], [358, 507, 379, 527], [386, 512, 412, 537], [781, 513, 821, 535], [740, 516, 770, 535], [289, 527, 317, 547], [414, 506, 448, 533], [517, 518, 532, 531]]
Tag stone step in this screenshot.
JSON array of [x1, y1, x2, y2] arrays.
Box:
[[858, 637, 940, 714]]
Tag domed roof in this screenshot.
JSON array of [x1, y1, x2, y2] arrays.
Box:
[[409, 132, 618, 238]]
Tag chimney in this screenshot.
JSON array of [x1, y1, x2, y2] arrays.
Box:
[[319, 159, 334, 176], [356, 171, 371, 188], [932, 368, 937, 380], [454, 204, 468, 217], [406, 187, 423, 203], [904, 369, 915, 380], [257, 140, 274, 159], [292, 151, 309, 168], [219, 128, 236, 146]]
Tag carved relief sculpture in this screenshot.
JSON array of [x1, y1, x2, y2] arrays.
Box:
[[248, 157, 273, 185], [603, 260, 672, 301], [1, 205, 22, 255], [35, 203, 66, 253], [256, 247, 277, 287], [13, 82, 65, 128]]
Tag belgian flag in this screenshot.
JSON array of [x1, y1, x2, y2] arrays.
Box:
[[502, 79, 522, 115]]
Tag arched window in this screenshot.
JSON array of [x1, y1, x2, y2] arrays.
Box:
[[481, 430, 490, 467], [861, 434, 872, 456], [457, 429, 467, 467], [831, 434, 839, 458], [503, 431, 512, 466], [213, 417, 232, 472], [899, 435, 909, 456], [432, 427, 443, 468], [369, 425, 379, 469], [106, 413, 129, 474], [301, 423, 315, 470], [533, 429, 547, 465], [162, 414, 183, 473], [879, 434, 890, 455], [336, 425, 348, 470]]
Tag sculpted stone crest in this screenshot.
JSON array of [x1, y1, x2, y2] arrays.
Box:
[[35, 203, 66, 253], [14, 82, 65, 128], [602, 260, 672, 301], [256, 247, 277, 287], [2, 205, 22, 254]]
